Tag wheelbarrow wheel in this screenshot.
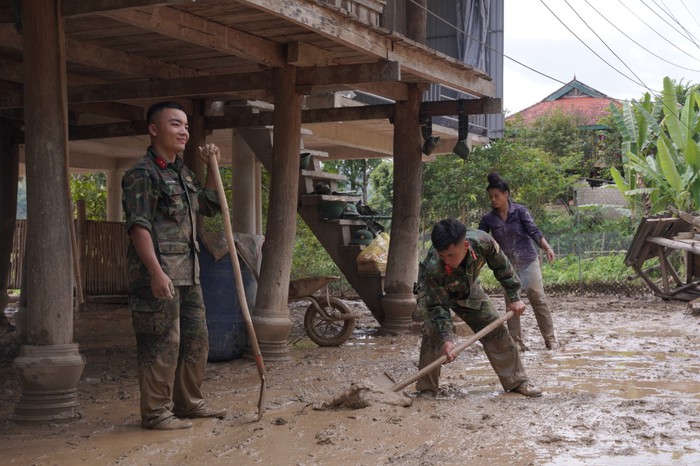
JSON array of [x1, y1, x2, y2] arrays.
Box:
[[304, 297, 355, 346]]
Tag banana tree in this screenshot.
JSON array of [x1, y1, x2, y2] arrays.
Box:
[[610, 77, 700, 213]]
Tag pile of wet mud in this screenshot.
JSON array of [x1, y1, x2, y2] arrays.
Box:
[[316, 379, 413, 410]]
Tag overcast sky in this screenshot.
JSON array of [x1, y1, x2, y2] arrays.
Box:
[[503, 0, 700, 115]]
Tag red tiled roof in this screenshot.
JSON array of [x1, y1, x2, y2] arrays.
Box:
[[507, 97, 621, 126]]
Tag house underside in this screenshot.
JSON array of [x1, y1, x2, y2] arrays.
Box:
[[0, 0, 503, 422]]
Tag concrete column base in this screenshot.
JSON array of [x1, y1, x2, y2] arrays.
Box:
[[252, 311, 292, 361], [380, 292, 416, 334], [12, 343, 85, 423]]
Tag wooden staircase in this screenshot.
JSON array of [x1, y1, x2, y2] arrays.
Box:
[[238, 128, 385, 322]]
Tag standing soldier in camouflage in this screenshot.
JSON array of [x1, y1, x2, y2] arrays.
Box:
[[415, 218, 542, 398], [122, 101, 227, 430]]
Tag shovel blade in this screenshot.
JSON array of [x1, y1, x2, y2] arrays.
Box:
[[369, 372, 396, 391]]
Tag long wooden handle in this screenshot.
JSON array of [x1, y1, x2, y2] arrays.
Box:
[[390, 310, 515, 392], [207, 153, 266, 419]]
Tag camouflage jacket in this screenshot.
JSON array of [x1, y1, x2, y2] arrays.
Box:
[[122, 147, 220, 291], [419, 229, 521, 342]]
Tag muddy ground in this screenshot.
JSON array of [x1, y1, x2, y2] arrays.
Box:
[[1, 294, 699, 466]]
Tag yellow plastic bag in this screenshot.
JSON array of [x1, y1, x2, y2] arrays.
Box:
[[356, 232, 390, 274]]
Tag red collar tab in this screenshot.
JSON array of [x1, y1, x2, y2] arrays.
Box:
[[148, 147, 169, 169], [444, 264, 453, 275], [155, 156, 168, 169]]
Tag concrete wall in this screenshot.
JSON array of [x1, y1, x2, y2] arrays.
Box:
[[574, 180, 627, 207]]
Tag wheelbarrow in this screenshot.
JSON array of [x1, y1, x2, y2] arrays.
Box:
[[288, 275, 357, 346]]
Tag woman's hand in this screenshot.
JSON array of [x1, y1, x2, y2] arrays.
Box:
[[544, 248, 555, 263]]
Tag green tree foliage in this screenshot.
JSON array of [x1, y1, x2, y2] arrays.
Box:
[[322, 158, 383, 203], [367, 160, 394, 215], [70, 173, 107, 220], [521, 110, 586, 159], [594, 114, 624, 175], [610, 77, 700, 213], [292, 216, 342, 279], [416, 126, 578, 228]]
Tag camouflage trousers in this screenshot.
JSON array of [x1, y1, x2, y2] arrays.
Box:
[[416, 298, 528, 394], [130, 284, 209, 427]]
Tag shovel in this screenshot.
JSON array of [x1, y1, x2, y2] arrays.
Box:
[[323, 310, 515, 410], [382, 310, 515, 393], [204, 148, 267, 421]]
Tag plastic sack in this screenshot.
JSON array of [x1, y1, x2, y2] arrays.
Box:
[[356, 232, 390, 274]]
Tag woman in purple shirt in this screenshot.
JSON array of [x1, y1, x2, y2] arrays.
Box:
[[478, 173, 558, 351]]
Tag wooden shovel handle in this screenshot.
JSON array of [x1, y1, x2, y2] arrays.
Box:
[[207, 154, 266, 418], [390, 310, 515, 392]]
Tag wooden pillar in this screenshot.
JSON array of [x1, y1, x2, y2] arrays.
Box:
[[252, 66, 301, 360], [105, 169, 123, 222], [381, 84, 422, 333], [255, 162, 263, 235], [13, 0, 85, 422], [231, 129, 258, 235], [406, 0, 427, 43], [183, 100, 206, 181], [76, 200, 87, 299], [183, 100, 206, 234], [0, 122, 19, 312], [381, 0, 406, 35]]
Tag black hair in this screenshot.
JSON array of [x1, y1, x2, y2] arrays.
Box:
[[146, 101, 185, 124], [486, 172, 510, 193], [431, 218, 467, 251]]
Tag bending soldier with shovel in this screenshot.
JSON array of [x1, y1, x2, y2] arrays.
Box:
[[415, 218, 542, 398]]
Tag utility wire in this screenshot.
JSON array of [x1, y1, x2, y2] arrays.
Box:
[[583, 0, 700, 72], [679, 0, 700, 30], [543, 0, 698, 127], [564, 0, 651, 91], [406, 0, 568, 88], [616, 0, 700, 61], [407, 0, 695, 115], [540, 0, 646, 89], [645, 0, 700, 48]]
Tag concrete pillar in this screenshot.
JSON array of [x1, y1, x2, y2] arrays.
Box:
[[105, 169, 123, 222], [381, 84, 422, 333], [12, 0, 85, 422], [0, 122, 19, 313], [231, 130, 258, 235], [253, 66, 301, 360]]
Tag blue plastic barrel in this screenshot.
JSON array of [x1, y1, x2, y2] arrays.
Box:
[[198, 240, 256, 362]]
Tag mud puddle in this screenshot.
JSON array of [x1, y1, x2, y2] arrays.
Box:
[[1, 295, 699, 465]]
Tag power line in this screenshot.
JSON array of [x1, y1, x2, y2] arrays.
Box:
[[679, 0, 700, 30], [540, 0, 647, 90], [616, 0, 700, 61], [408, 0, 695, 123], [582, 0, 700, 72], [564, 0, 651, 91], [406, 0, 569, 88], [645, 0, 700, 48]]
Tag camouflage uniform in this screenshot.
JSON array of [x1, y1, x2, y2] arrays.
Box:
[[415, 229, 529, 394], [122, 147, 220, 428]]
